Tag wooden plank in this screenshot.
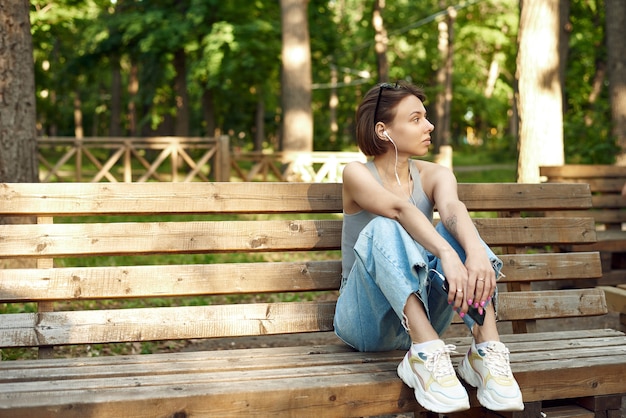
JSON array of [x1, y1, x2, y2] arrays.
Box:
[[592, 194, 626, 209], [0, 182, 344, 215], [0, 219, 344, 258], [498, 252, 602, 282], [458, 183, 592, 211], [0, 261, 342, 301], [571, 231, 626, 252], [540, 405, 594, 418], [473, 217, 597, 245], [548, 209, 626, 225], [495, 288, 607, 321], [3, 336, 625, 383], [0, 289, 607, 348], [0, 217, 597, 259], [598, 286, 626, 314], [2, 329, 618, 373], [0, 253, 601, 302], [0, 302, 337, 347], [541, 165, 626, 179], [0, 182, 593, 216]]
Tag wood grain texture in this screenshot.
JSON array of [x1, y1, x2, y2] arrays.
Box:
[[0, 182, 592, 215], [0, 181, 621, 417]]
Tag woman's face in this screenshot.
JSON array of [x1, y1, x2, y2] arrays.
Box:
[[385, 95, 435, 157]]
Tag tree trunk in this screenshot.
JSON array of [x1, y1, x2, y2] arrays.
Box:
[[254, 90, 265, 151], [202, 88, 217, 137], [74, 92, 84, 139], [174, 48, 190, 137], [605, 0, 626, 164], [128, 62, 139, 136], [558, 0, 571, 114], [372, 0, 389, 83], [433, 5, 455, 169], [280, 0, 313, 152], [516, 0, 564, 183], [0, 0, 39, 183], [110, 57, 123, 136]]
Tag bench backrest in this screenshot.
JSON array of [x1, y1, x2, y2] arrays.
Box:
[[0, 182, 604, 357], [541, 164, 626, 229]]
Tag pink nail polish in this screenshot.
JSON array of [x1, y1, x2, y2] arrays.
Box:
[[480, 301, 486, 307], [468, 299, 473, 305], [478, 307, 484, 315], [474, 302, 479, 308], [459, 312, 465, 318]]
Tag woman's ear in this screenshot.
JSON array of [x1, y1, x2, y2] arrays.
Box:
[[374, 122, 387, 141]]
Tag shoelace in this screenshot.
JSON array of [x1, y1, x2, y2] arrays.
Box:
[[482, 344, 513, 377], [426, 344, 458, 379]]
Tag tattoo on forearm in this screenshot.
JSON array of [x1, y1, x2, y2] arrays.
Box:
[[444, 215, 458, 236]]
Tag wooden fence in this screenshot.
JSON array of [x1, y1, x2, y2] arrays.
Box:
[[37, 136, 366, 183]]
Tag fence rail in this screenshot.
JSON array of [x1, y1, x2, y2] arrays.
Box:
[[37, 137, 366, 183]]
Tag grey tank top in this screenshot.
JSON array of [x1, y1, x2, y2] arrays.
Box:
[[341, 160, 434, 278]]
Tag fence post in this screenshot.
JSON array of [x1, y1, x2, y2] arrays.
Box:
[[216, 135, 230, 182]]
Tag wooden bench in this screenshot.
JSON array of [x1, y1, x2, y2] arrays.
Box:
[[1, 182, 625, 418], [540, 165, 626, 283], [541, 164, 626, 332]]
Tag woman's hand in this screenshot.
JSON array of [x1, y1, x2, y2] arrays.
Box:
[[464, 249, 496, 315]]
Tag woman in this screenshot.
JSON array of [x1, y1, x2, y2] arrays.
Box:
[[333, 81, 524, 413]]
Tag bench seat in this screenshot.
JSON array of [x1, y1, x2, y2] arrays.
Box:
[[1, 329, 625, 418]]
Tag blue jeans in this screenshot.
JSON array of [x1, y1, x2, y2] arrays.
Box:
[[334, 217, 502, 352]]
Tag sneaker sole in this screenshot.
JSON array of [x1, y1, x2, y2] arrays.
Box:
[[458, 357, 524, 411], [397, 357, 470, 414]]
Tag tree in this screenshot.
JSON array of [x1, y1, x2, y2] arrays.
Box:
[[280, 0, 313, 152], [605, 0, 626, 164], [432, 4, 456, 169], [0, 0, 39, 183], [372, 0, 389, 82], [516, 0, 564, 183]]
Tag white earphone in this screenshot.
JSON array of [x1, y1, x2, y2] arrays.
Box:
[[382, 130, 402, 186], [383, 130, 394, 143]]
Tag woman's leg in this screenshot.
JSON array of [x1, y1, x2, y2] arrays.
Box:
[[334, 217, 448, 351]]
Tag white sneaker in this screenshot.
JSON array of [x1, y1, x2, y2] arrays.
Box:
[[397, 339, 470, 413], [458, 340, 524, 411]]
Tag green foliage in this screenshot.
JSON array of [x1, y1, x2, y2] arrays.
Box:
[[28, 0, 616, 162]]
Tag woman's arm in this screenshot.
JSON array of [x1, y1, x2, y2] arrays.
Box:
[[342, 162, 470, 309], [430, 166, 495, 308]]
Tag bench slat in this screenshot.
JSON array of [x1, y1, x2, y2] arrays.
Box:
[[592, 194, 626, 209], [0, 261, 342, 301], [0, 217, 597, 258], [3, 334, 625, 382], [0, 302, 337, 347], [495, 288, 607, 321], [0, 182, 344, 215], [0, 329, 620, 372], [549, 209, 626, 224], [541, 164, 626, 178], [0, 220, 344, 257], [0, 289, 607, 348], [473, 217, 597, 245], [0, 253, 601, 302], [3, 346, 625, 393], [0, 182, 592, 215]]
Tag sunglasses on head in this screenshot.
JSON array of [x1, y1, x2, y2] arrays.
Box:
[[373, 82, 399, 123]]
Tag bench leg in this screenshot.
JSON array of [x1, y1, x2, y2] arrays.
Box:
[[576, 394, 626, 418]]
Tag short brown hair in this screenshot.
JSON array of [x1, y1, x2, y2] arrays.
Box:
[[355, 81, 427, 156]]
